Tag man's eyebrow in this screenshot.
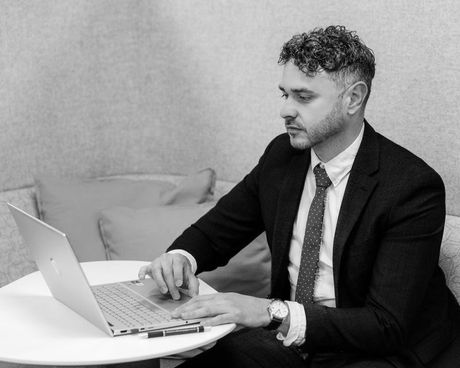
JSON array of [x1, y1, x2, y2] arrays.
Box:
[[278, 85, 316, 94], [292, 88, 316, 94]]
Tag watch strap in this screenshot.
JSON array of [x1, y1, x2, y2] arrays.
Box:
[[265, 316, 283, 330]]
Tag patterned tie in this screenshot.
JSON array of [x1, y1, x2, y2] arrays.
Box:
[[295, 163, 332, 305]]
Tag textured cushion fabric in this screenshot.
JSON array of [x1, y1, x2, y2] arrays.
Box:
[[199, 232, 271, 298], [34, 169, 216, 262], [160, 169, 216, 205], [99, 204, 215, 261], [98, 204, 271, 298], [0, 187, 39, 287], [35, 176, 175, 261], [439, 215, 460, 302]]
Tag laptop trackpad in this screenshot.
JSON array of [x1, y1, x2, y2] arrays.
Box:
[[123, 279, 192, 312]]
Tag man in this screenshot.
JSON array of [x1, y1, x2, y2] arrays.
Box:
[[139, 26, 459, 367]]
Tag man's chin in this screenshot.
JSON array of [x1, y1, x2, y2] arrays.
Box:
[[289, 135, 312, 151]]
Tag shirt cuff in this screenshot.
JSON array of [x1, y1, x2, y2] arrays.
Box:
[[276, 301, 306, 346], [167, 249, 198, 274]]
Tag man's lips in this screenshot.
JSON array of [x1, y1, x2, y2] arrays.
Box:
[[285, 125, 304, 133]]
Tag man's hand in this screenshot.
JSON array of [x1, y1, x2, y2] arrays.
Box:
[[138, 253, 199, 300], [171, 292, 271, 328]]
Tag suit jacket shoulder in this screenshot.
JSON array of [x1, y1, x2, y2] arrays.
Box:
[[375, 130, 444, 189]]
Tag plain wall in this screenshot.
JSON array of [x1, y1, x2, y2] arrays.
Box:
[[1, 0, 459, 215]]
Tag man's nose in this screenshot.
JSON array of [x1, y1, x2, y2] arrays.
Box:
[[280, 99, 297, 120]]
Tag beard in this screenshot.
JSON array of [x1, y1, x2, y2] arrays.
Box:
[[288, 101, 344, 151]]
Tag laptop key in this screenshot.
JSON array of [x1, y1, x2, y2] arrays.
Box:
[[92, 284, 171, 327]]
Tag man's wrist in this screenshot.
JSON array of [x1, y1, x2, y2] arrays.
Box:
[[167, 249, 197, 273], [276, 301, 306, 346], [260, 298, 272, 327], [265, 299, 289, 330], [277, 308, 290, 336]]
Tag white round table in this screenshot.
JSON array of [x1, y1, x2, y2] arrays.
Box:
[[0, 261, 235, 365]]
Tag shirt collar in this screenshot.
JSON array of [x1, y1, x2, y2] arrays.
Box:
[[311, 123, 365, 188]]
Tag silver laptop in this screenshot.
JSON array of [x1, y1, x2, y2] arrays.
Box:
[[8, 203, 201, 337]]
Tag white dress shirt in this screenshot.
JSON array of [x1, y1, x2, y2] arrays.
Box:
[[278, 123, 364, 346], [171, 123, 365, 347]]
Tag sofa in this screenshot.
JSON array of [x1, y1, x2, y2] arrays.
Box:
[[1, 167, 460, 368]]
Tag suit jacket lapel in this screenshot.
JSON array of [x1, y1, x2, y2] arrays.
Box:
[[271, 149, 310, 289], [333, 121, 379, 303]]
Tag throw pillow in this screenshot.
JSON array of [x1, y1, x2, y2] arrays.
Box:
[[35, 170, 216, 261], [98, 204, 271, 298], [160, 168, 216, 205]]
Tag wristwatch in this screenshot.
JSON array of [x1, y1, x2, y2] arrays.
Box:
[[265, 299, 289, 330]]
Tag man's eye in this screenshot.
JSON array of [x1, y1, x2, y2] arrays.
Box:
[[280, 93, 288, 99], [297, 94, 313, 102]]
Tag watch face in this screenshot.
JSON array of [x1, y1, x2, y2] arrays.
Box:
[[269, 299, 289, 319]]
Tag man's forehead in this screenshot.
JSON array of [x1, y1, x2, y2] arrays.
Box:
[[279, 61, 335, 91]]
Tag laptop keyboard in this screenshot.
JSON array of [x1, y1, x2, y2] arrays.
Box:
[[92, 283, 171, 328]]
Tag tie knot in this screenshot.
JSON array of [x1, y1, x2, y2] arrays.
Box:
[[313, 164, 332, 188]]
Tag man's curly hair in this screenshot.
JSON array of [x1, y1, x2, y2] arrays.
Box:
[[279, 25, 375, 103]]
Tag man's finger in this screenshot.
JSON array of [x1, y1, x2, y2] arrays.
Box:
[[200, 314, 233, 327], [151, 264, 168, 294], [172, 257, 185, 287], [160, 256, 180, 300], [138, 265, 150, 280], [172, 306, 217, 320], [172, 295, 229, 318], [185, 270, 200, 297], [138, 266, 146, 280]]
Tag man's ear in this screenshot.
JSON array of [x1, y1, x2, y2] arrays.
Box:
[[345, 81, 368, 115]]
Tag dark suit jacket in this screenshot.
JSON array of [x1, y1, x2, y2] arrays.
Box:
[[169, 122, 459, 366]]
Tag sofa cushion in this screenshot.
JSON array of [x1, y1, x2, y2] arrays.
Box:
[[98, 204, 271, 298], [0, 187, 39, 287], [439, 215, 460, 302], [34, 170, 216, 261]]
